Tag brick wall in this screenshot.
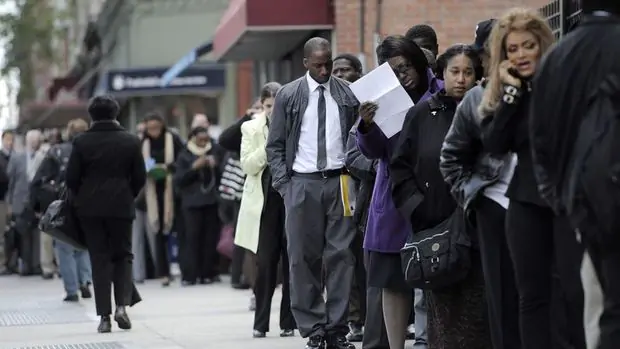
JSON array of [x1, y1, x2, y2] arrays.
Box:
[[334, 0, 549, 70]]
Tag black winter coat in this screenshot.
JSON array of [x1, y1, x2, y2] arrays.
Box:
[[218, 114, 252, 153], [480, 82, 546, 207], [390, 91, 458, 231], [174, 144, 226, 209], [65, 121, 146, 219]]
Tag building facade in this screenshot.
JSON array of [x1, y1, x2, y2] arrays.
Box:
[[18, 0, 106, 131], [333, 0, 550, 69], [93, 0, 236, 136], [210, 0, 555, 106]]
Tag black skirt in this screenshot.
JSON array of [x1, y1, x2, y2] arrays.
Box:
[[366, 251, 411, 292], [426, 251, 492, 348]]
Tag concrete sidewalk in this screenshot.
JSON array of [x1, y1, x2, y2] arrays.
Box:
[[0, 275, 357, 349]]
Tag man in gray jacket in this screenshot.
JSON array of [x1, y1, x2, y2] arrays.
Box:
[[266, 37, 359, 349], [7, 130, 46, 276]]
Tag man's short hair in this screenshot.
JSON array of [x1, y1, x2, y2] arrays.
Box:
[[334, 54, 363, 74], [2, 130, 14, 139], [88, 95, 120, 121], [25, 129, 43, 144], [303, 37, 331, 58], [405, 24, 438, 46]]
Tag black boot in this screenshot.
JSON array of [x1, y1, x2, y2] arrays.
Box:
[[114, 306, 131, 330], [98, 316, 112, 333]]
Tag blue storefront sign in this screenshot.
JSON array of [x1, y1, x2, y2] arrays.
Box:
[[103, 63, 226, 97]]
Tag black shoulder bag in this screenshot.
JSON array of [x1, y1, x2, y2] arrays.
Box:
[[400, 208, 472, 290]]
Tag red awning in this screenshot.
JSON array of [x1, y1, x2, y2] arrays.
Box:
[[212, 0, 333, 61], [47, 76, 80, 101], [19, 100, 88, 130]]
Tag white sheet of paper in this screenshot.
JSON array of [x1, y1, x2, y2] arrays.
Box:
[[349, 62, 414, 138]]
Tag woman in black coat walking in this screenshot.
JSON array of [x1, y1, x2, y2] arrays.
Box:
[[65, 95, 146, 333]]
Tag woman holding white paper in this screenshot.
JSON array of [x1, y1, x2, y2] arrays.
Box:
[[355, 35, 442, 349]]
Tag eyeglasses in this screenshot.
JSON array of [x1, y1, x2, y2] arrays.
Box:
[[392, 62, 414, 76]]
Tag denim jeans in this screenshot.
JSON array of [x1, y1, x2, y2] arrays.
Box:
[[413, 288, 428, 348], [55, 240, 92, 295]]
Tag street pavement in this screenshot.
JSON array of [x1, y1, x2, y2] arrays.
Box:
[[0, 274, 364, 349]]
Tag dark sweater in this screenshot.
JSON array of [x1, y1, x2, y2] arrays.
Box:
[[481, 83, 546, 207], [135, 131, 184, 211], [173, 144, 226, 208]]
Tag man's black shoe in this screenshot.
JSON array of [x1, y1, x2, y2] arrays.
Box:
[[306, 335, 325, 349], [327, 335, 355, 349]]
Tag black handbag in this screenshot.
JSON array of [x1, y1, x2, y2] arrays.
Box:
[[38, 189, 86, 250], [37, 181, 63, 212], [36, 144, 71, 211], [400, 208, 472, 290]]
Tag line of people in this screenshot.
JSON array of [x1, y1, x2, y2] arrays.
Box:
[[7, 3, 617, 346], [226, 4, 617, 349], [130, 111, 263, 292]]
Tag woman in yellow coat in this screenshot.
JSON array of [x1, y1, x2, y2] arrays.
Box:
[[235, 81, 296, 338]]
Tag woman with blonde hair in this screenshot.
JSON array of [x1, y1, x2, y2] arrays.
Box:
[[480, 7, 586, 349]]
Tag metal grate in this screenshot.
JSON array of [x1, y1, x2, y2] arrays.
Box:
[[539, 0, 583, 39], [540, 0, 562, 39], [0, 309, 92, 326], [14, 343, 127, 349]]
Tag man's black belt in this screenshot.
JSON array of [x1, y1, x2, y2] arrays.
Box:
[[292, 168, 347, 179]]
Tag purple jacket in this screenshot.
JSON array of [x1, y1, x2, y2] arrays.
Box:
[[357, 70, 443, 253]]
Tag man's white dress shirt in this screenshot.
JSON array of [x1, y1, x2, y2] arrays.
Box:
[[292, 73, 344, 173]]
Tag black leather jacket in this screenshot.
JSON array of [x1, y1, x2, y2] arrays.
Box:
[[440, 85, 507, 214]]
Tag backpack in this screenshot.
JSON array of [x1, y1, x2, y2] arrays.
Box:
[[565, 74, 620, 238]]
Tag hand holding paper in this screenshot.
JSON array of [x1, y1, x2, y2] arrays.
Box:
[[349, 62, 414, 138], [359, 101, 379, 125]]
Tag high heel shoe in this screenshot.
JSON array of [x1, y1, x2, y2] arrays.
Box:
[[114, 306, 131, 330], [97, 316, 112, 333]]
